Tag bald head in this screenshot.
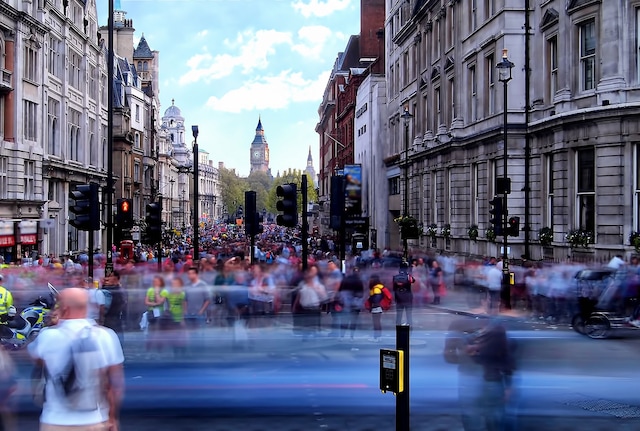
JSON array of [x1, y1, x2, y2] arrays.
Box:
[[58, 287, 89, 319]]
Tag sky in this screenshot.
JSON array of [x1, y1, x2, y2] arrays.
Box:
[[94, 0, 361, 177]]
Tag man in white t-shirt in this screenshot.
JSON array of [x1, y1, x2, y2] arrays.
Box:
[[29, 288, 124, 431]]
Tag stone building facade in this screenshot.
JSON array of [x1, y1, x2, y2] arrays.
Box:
[[379, 0, 640, 261]]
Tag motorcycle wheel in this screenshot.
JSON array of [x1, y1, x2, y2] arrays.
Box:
[[571, 314, 586, 335], [585, 315, 611, 339]]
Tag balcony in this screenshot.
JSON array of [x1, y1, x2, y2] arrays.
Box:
[[0, 69, 13, 94]]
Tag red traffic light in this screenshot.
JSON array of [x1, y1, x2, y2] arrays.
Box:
[[120, 200, 130, 212]]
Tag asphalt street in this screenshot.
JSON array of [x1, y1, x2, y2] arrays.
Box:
[[7, 309, 640, 430]]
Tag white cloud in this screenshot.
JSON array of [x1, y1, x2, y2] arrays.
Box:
[[196, 30, 209, 38], [292, 0, 351, 18], [292, 26, 333, 59], [205, 69, 331, 113], [178, 29, 292, 85]]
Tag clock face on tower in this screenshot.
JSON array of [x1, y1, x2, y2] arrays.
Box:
[[253, 151, 261, 159]]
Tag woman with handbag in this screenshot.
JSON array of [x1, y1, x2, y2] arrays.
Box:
[[368, 274, 384, 342], [144, 275, 167, 352]]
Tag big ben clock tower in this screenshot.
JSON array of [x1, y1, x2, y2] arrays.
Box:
[[250, 117, 270, 174]]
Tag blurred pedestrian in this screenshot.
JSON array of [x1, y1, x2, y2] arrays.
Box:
[[367, 274, 385, 342], [429, 259, 444, 305], [444, 317, 516, 431], [393, 262, 415, 325], [163, 277, 187, 356], [102, 271, 127, 347], [144, 275, 167, 352], [0, 345, 16, 431], [83, 277, 105, 326], [337, 266, 364, 339], [293, 265, 327, 340]]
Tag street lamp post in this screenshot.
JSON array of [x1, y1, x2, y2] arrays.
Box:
[[169, 178, 175, 229], [401, 106, 414, 261], [497, 48, 514, 311], [192, 125, 199, 264]]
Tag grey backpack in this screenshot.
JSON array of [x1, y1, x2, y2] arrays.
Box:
[[57, 326, 102, 411]]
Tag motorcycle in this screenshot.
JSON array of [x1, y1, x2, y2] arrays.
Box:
[[0, 283, 58, 349]]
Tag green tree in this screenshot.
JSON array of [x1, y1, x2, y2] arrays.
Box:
[[246, 170, 273, 213], [218, 167, 247, 218]]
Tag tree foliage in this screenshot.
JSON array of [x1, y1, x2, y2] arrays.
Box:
[[218, 167, 247, 216]]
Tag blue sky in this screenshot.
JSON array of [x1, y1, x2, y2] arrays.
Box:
[[95, 0, 360, 177]]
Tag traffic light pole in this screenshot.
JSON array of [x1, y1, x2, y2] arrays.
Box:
[[105, 0, 115, 278], [157, 196, 163, 273], [501, 78, 511, 311], [301, 174, 308, 271], [88, 232, 94, 279]]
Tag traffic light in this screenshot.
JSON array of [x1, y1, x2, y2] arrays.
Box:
[[69, 183, 100, 231], [276, 183, 298, 227], [489, 196, 504, 236], [116, 198, 133, 229], [144, 200, 163, 244], [507, 216, 520, 237], [244, 191, 264, 237]]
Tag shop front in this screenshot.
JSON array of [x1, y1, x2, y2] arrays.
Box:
[[19, 220, 38, 262], [0, 221, 14, 264]]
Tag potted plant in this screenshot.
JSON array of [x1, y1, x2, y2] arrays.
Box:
[[566, 229, 593, 249], [485, 227, 496, 243], [394, 215, 421, 239], [538, 227, 553, 247], [468, 224, 479, 242], [441, 223, 451, 238], [426, 223, 438, 238], [629, 231, 640, 253]]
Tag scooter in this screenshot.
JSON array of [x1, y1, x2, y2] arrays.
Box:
[[0, 283, 58, 349]]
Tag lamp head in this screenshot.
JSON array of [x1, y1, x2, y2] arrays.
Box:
[[191, 125, 199, 139], [496, 48, 514, 83]]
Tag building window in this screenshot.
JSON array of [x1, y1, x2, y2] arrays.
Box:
[[576, 148, 595, 233], [472, 163, 479, 224], [469, 65, 477, 121], [69, 108, 81, 161], [134, 162, 140, 183], [470, 0, 477, 31], [89, 118, 97, 166], [135, 104, 140, 122], [23, 100, 37, 141], [389, 177, 400, 195], [546, 153, 554, 229], [637, 9, 640, 83], [48, 98, 59, 156], [579, 19, 596, 91], [24, 160, 34, 200], [89, 65, 97, 100], [69, 50, 82, 90], [134, 132, 140, 149], [24, 45, 38, 82], [635, 145, 640, 231], [448, 5, 455, 49], [431, 171, 438, 224], [486, 53, 495, 115], [548, 35, 558, 100], [48, 36, 62, 79], [0, 157, 6, 199], [403, 51, 409, 86], [102, 125, 108, 171], [448, 77, 455, 126], [485, 0, 494, 19], [434, 86, 441, 130]]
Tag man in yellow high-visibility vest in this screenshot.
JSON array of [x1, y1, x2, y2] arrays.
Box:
[[0, 274, 14, 323]]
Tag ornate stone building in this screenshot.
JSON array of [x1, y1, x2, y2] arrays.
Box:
[[378, 0, 640, 260]]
